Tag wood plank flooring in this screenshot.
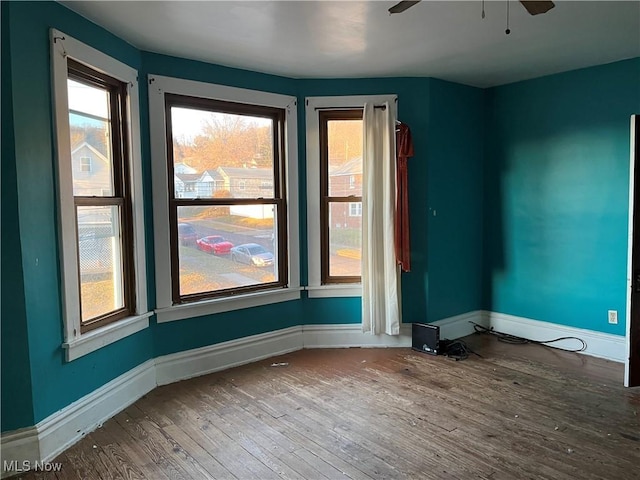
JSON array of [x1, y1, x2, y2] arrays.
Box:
[[13, 335, 640, 480]]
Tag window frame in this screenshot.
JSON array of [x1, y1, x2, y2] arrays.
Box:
[[305, 95, 396, 298], [149, 75, 300, 323], [163, 94, 288, 304], [51, 29, 149, 361], [319, 109, 363, 285], [67, 58, 136, 332]]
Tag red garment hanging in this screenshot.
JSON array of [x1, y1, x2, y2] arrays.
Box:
[[395, 122, 414, 272]]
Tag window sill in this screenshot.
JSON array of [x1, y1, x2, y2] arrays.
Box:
[[155, 287, 303, 323], [63, 312, 152, 362], [306, 284, 362, 298]]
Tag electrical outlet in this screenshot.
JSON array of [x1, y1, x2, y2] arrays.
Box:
[[608, 310, 618, 325]]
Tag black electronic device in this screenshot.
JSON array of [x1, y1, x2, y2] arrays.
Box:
[[411, 323, 440, 355]]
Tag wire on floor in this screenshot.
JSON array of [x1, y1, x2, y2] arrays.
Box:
[[440, 339, 483, 361], [470, 322, 587, 353]]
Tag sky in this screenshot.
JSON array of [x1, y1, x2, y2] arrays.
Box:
[[67, 79, 271, 140], [170, 107, 271, 142]]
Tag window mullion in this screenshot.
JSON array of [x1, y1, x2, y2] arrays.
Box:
[[323, 196, 362, 202], [171, 198, 279, 206], [75, 197, 124, 206]]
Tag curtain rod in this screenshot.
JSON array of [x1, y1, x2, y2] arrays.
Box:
[[314, 105, 387, 111]]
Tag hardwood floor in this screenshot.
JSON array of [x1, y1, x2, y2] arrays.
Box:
[[15, 335, 640, 480]]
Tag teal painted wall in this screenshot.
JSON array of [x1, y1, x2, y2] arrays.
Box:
[[1, 2, 35, 431], [142, 52, 298, 96], [5, 1, 154, 429], [484, 59, 640, 335], [426, 79, 485, 321], [153, 301, 303, 356]]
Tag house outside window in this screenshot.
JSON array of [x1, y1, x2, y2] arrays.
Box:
[[349, 202, 362, 217]]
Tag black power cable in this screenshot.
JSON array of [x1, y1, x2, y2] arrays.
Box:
[[440, 339, 483, 361], [470, 322, 587, 353]]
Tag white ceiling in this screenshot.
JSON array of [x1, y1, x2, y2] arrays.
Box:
[[61, 1, 640, 88]]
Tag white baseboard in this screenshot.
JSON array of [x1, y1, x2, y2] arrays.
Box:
[[155, 326, 303, 386], [431, 310, 487, 339], [37, 359, 156, 465], [2, 310, 625, 477], [153, 313, 485, 387], [0, 359, 155, 479], [483, 311, 626, 363], [302, 323, 412, 348], [300, 311, 486, 349], [155, 313, 489, 387]]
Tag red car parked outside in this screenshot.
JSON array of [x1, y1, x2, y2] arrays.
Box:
[[196, 235, 234, 255]]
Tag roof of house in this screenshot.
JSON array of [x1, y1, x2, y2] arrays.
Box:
[[175, 173, 202, 183], [70, 142, 109, 163], [174, 162, 197, 174], [217, 166, 272, 180], [201, 169, 225, 182], [329, 157, 362, 176], [173, 166, 277, 183]]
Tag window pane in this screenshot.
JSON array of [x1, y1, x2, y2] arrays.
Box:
[[177, 204, 278, 296], [170, 107, 274, 199], [327, 119, 363, 197], [67, 79, 110, 119], [77, 205, 124, 322], [68, 81, 114, 196], [328, 202, 361, 277]]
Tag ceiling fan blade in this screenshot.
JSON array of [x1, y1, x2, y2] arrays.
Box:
[[519, 1, 555, 15], [389, 0, 421, 15]]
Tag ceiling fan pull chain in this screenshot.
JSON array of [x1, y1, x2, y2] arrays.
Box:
[[505, 0, 511, 34], [482, 0, 486, 19]]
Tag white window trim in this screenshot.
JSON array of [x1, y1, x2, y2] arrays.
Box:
[[50, 29, 149, 361], [305, 95, 396, 298], [148, 75, 300, 323]]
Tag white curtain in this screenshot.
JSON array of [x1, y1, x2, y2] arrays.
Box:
[[361, 102, 400, 335]]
